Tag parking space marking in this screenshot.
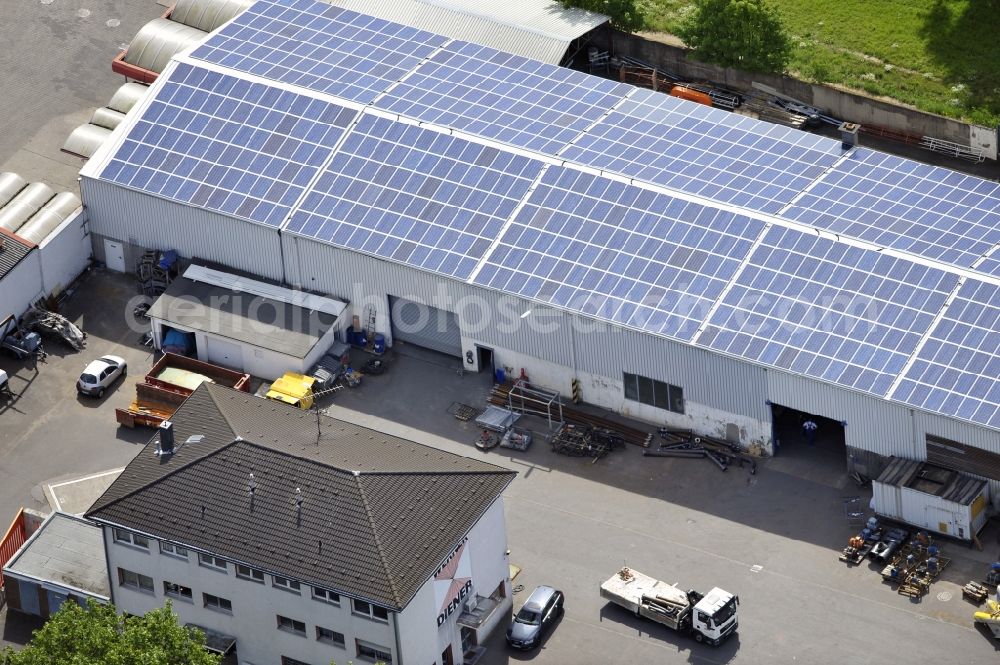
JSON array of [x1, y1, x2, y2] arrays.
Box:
[[48, 468, 126, 512]]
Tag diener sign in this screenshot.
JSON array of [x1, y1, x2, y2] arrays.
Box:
[[435, 537, 472, 627]]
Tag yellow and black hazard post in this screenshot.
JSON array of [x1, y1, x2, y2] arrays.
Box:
[[571, 378, 581, 404]]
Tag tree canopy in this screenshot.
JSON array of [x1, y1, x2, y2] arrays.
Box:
[[676, 0, 792, 74], [1, 600, 220, 665], [560, 0, 647, 33]]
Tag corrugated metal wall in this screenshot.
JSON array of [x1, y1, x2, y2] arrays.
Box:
[[912, 410, 1000, 455], [285, 235, 574, 365], [574, 326, 770, 422], [38, 210, 90, 296], [766, 371, 921, 458], [0, 249, 42, 320], [80, 178, 284, 281]]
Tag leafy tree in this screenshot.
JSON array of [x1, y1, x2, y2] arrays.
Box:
[[676, 0, 792, 74], [0, 600, 219, 665], [560, 0, 647, 33]]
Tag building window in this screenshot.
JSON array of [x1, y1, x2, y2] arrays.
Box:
[[280, 658, 312, 665], [198, 553, 227, 572], [623, 373, 684, 414], [277, 615, 307, 636], [351, 599, 389, 623], [118, 568, 154, 594], [203, 593, 232, 614], [316, 626, 345, 646], [113, 529, 149, 550], [235, 564, 265, 583], [273, 575, 301, 593], [312, 587, 340, 605], [159, 542, 188, 559], [356, 640, 392, 664], [163, 581, 192, 602]]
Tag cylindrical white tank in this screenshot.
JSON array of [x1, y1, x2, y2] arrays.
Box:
[[0, 172, 27, 209], [170, 0, 253, 32], [16, 192, 82, 245], [108, 81, 149, 114], [90, 107, 127, 131], [124, 18, 206, 74], [0, 182, 55, 233]]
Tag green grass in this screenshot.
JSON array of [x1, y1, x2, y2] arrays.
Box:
[[643, 1, 1000, 125]]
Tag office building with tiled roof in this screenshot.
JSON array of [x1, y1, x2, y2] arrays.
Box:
[[87, 382, 516, 665]]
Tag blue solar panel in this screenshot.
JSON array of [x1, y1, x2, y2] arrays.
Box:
[[781, 148, 1000, 269], [892, 280, 1000, 428], [285, 114, 545, 279], [559, 89, 843, 214], [100, 62, 356, 227], [191, 0, 448, 104], [374, 41, 631, 155], [472, 167, 767, 340], [977, 253, 1000, 278], [698, 227, 958, 395]]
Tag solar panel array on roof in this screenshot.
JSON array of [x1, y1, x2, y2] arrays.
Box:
[[286, 114, 545, 279], [892, 280, 1000, 428], [699, 228, 958, 396], [559, 88, 844, 214], [91, 0, 1000, 432], [781, 148, 1000, 270], [375, 40, 632, 155], [472, 167, 766, 340], [100, 61, 357, 226], [191, 0, 448, 104]]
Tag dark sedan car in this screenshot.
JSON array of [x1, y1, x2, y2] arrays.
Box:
[[506, 586, 564, 650]]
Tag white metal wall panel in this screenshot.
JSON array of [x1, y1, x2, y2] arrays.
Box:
[[0, 250, 43, 320], [283, 235, 573, 364], [871, 481, 902, 520], [575, 326, 770, 421], [38, 210, 90, 296], [899, 487, 972, 540], [81, 178, 283, 281], [912, 410, 1000, 456], [767, 371, 920, 458]]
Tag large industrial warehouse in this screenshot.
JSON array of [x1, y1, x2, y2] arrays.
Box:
[[79, 0, 1000, 494]]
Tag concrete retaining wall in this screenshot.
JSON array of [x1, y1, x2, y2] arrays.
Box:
[[610, 31, 998, 160]]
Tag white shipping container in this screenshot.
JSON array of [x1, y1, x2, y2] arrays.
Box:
[[899, 485, 988, 541], [872, 480, 903, 521]]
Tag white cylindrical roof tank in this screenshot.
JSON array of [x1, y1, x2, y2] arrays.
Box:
[[170, 0, 253, 32], [123, 18, 206, 74], [90, 107, 127, 131], [16, 192, 83, 245], [62, 124, 113, 159], [0, 172, 27, 208], [108, 81, 150, 114], [0, 182, 55, 233]]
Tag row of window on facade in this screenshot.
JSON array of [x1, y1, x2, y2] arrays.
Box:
[[623, 372, 684, 414], [113, 529, 389, 621], [118, 567, 392, 664]]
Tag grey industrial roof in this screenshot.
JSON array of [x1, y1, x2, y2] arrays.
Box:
[[876, 456, 987, 505], [147, 276, 338, 358], [0, 229, 33, 280], [86, 383, 515, 609], [324, 0, 607, 64], [3, 512, 110, 600]]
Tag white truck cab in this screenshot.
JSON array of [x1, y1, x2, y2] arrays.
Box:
[[690, 587, 739, 644]]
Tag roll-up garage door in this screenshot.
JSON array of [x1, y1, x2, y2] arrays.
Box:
[[389, 296, 462, 357]]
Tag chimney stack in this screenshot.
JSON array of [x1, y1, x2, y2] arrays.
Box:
[[157, 420, 174, 455], [838, 122, 860, 149]]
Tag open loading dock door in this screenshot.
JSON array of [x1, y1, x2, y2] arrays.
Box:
[[389, 296, 462, 357], [770, 403, 846, 460]]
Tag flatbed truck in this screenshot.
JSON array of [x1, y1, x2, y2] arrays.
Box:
[[600, 567, 738, 645]]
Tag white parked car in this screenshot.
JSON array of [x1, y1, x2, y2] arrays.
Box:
[[77, 355, 127, 397]]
